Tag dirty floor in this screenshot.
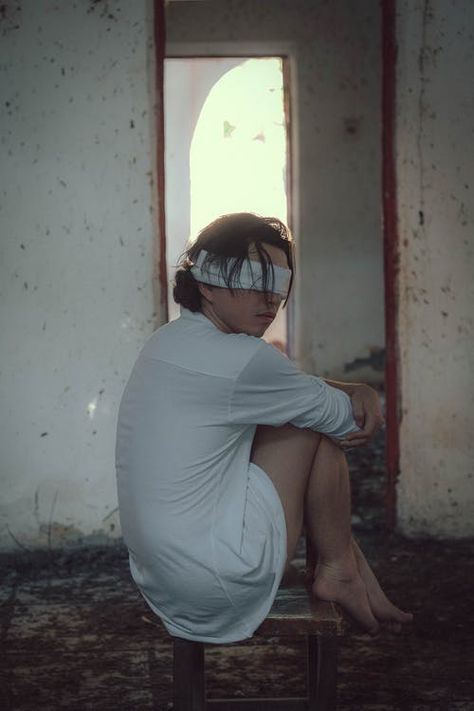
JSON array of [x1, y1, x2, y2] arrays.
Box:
[[1, 431, 473, 710]]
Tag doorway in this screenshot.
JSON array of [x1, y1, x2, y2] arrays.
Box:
[[164, 56, 292, 352]]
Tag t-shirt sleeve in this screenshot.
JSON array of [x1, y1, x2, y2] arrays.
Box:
[[228, 341, 361, 439]]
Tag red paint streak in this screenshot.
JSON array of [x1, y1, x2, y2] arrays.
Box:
[[382, 0, 399, 529], [154, 0, 168, 321], [282, 56, 294, 360]]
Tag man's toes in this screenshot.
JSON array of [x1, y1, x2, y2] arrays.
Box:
[[367, 621, 381, 636], [369, 594, 414, 625], [385, 605, 413, 624], [343, 594, 380, 635]]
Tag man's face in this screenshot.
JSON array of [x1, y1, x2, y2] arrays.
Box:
[[199, 242, 289, 337]]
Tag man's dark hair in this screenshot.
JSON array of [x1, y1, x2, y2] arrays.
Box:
[[173, 212, 294, 312]]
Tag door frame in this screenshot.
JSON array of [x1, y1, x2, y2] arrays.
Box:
[[156, 3, 400, 529], [164, 40, 297, 357], [381, 0, 399, 529]]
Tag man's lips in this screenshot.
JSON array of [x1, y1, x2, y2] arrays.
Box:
[[257, 312, 276, 319]]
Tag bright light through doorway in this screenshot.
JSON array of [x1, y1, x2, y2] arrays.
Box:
[[190, 59, 287, 235], [165, 57, 289, 349]]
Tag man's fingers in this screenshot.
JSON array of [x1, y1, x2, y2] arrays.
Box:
[[344, 430, 372, 442], [363, 418, 377, 438], [341, 418, 383, 449], [341, 430, 370, 444], [339, 438, 369, 450], [348, 384, 385, 447], [351, 413, 384, 440], [352, 405, 365, 428]]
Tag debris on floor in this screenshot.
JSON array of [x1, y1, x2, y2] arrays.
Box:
[[1, 430, 473, 710]]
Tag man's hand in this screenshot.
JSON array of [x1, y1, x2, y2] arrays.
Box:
[[340, 384, 385, 449]]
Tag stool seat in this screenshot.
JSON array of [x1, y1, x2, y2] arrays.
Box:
[[255, 581, 344, 637], [144, 578, 347, 710]]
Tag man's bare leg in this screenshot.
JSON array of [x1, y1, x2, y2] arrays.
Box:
[[251, 425, 412, 635], [301, 434, 381, 634]]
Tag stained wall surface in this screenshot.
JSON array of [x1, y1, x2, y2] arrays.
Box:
[[166, 0, 384, 382], [0, 0, 160, 549], [4, 0, 471, 549], [396, 0, 474, 536]]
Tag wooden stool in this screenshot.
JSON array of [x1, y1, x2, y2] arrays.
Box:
[[172, 579, 344, 711]]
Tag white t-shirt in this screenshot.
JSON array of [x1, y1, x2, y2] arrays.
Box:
[[115, 307, 359, 643]]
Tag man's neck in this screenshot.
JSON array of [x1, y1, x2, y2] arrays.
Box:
[[200, 304, 232, 334]]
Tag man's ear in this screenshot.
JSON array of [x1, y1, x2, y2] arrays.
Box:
[[198, 283, 214, 303]]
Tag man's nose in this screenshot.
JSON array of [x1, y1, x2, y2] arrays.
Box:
[[265, 291, 282, 308]]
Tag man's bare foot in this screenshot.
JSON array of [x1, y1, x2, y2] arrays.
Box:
[[312, 556, 380, 636], [352, 540, 413, 628]]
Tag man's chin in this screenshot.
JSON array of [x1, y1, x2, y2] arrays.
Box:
[[238, 326, 266, 337], [235, 320, 269, 337]]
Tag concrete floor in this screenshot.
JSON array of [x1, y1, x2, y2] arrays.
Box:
[[1, 434, 473, 710]]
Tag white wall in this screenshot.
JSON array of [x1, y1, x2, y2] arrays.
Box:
[[5, 0, 470, 548], [0, 0, 160, 549], [166, 0, 384, 382], [396, 0, 474, 537]]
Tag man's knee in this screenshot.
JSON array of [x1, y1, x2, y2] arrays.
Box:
[[251, 423, 321, 454], [317, 433, 347, 461]]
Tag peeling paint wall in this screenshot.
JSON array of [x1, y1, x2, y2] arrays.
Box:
[[396, 0, 474, 536], [0, 0, 160, 549], [166, 0, 384, 382]]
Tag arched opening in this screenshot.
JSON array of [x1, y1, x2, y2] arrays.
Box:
[[165, 57, 290, 350]]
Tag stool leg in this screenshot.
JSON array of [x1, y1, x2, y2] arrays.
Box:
[[308, 635, 338, 710], [173, 638, 206, 711]]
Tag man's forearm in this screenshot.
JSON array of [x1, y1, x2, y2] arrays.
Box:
[[324, 379, 361, 397]]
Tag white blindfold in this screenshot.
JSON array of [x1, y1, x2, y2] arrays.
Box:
[[190, 249, 291, 298]]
